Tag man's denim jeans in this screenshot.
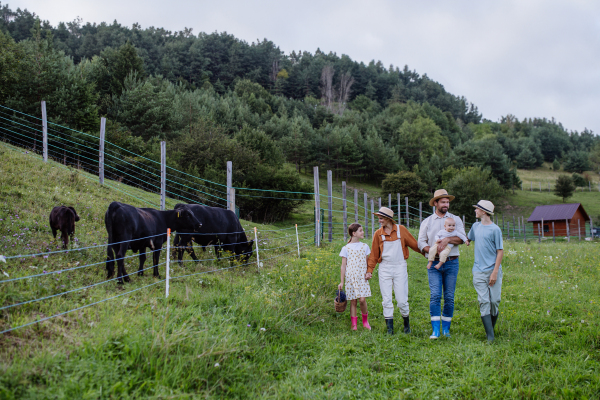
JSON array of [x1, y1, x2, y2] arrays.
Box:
[[428, 257, 459, 319]]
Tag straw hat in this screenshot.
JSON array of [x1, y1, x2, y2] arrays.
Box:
[[473, 200, 495, 215], [429, 189, 455, 207], [373, 207, 395, 222]]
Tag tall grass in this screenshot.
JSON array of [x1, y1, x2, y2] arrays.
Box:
[[1, 144, 600, 398]]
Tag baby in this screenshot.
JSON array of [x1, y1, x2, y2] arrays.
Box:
[[426, 219, 470, 270]]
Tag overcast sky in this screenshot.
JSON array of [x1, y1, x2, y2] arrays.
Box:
[[10, 0, 600, 134]]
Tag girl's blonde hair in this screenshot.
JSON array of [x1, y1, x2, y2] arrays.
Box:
[[347, 223, 362, 243]]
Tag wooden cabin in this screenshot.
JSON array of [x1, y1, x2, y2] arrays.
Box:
[[527, 203, 590, 237]]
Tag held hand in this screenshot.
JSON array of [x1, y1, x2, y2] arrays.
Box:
[[365, 272, 372, 281], [338, 282, 344, 291], [489, 271, 498, 287], [423, 246, 430, 254], [465, 240, 470, 246], [437, 238, 449, 252]]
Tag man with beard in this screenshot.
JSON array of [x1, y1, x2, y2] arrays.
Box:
[[418, 189, 466, 339]]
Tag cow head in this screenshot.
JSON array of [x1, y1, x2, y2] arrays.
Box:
[[237, 240, 254, 263], [68, 207, 80, 222], [176, 207, 202, 232]]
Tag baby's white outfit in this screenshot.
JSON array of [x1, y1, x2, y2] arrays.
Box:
[[428, 229, 469, 263]]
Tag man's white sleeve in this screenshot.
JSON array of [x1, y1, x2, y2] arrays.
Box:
[[417, 216, 429, 251], [455, 216, 467, 243]]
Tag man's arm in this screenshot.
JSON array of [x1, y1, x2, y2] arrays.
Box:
[[489, 249, 503, 286], [437, 235, 463, 252], [417, 217, 430, 253]]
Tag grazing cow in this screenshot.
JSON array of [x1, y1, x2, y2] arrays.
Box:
[[105, 202, 202, 284], [49, 206, 80, 249], [172, 204, 254, 264]]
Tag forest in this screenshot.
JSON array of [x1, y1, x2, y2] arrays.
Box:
[[1, 3, 599, 221]]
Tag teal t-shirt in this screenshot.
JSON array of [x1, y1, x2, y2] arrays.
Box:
[[467, 222, 503, 273]]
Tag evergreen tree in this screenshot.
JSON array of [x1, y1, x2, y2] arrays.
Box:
[[552, 158, 560, 171], [554, 175, 575, 202]]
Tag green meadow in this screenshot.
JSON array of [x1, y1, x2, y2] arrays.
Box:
[[1, 145, 600, 399]]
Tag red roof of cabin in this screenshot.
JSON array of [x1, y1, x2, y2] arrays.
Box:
[[527, 203, 589, 222]]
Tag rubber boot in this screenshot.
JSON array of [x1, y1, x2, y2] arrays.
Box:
[[351, 316, 358, 331], [385, 318, 394, 335], [491, 313, 498, 329], [402, 316, 411, 334], [429, 320, 440, 339], [442, 320, 451, 337], [481, 315, 495, 343], [362, 314, 371, 330]]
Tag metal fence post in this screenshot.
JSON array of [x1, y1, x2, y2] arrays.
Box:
[[405, 197, 409, 229], [165, 228, 171, 298], [99, 117, 105, 185], [313, 167, 320, 247], [160, 141, 166, 211], [295, 224, 300, 257], [327, 170, 333, 243], [342, 181, 347, 242], [354, 189, 359, 224], [41, 101, 48, 162], [254, 227, 260, 271]]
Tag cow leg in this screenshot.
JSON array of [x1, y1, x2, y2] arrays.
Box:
[[51, 227, 57, 239], [106, 244, 116, 279], [153, 250, 161, 278], [117, 242, 131, 284], [61, 229, 69, 249], [138, 250, 147, 276], [187, 242, 199, 262]]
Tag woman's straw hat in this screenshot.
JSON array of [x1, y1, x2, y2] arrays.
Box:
[[373, 207, 395, 222], [473, 200, 495, 215], [429, 189, 455, 207]]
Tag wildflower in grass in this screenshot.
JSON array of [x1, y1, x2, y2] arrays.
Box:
[[260, 328, 266, 331], [214, 363, 220, 367]]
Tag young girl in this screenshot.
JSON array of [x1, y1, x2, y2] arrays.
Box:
[[338, 223, 372, 330]]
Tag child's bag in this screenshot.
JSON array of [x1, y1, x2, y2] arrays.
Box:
[[334, 289, 347, 313]]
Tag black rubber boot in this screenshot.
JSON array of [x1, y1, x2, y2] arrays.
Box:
[[385, 318, 394, 335], [403, 316, 411, 334], [491, 314, 498, 329], [481, 315, 495, 343]]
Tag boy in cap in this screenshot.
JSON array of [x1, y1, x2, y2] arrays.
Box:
[[467, 200, 504, 343]]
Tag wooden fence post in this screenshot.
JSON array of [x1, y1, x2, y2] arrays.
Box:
[[227, 161, 232, 210], [378, 197, 381, 209], [327, 170, 333, 243], [364, 192, 369, 238], [41, 101, 48, 162], [419, 202, 422, 225], [552, 221, 555, 242], [354, 189, 358, 223], [313, 166, 320, 247], [541, 218, 544, 239], [388, 193, 391, 209], [578, 219, 581, 241], [566, 219, 570, 242], [342, 181, 347, 242], [405, 197, 409, 228], [524, 219, 527, 242], [538, 223, 541, 243], [507, 222, 510, 239], [462, 215, 465, 227], [99, 117, 105, 185], [371, 199, 375, 237], [502, 214, 505, 236], [591, 218, 594, 239], [160, 141, 166, 211]]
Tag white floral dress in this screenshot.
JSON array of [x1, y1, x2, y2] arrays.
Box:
[[339, 242, 372, 300]]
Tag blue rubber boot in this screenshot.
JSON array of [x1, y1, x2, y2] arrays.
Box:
[[429, 320, 440, 339], [442, 320, 451, 337]]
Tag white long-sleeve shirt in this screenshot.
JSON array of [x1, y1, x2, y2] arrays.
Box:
[[434, 228, 468, 243], [418, 212, 466, 258]]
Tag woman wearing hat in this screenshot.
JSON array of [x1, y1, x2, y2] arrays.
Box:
[[467, 200, 504, 343], [367, 207, 423, 335]]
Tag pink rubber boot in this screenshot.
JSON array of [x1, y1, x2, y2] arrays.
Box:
[[362, 313, 371, 330], [351, 316, 358, 330]]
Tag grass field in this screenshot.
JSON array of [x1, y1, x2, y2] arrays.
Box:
[[1, 145, 600, 398]]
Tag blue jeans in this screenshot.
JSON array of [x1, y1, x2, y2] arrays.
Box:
[[428, 257, 459, 320]]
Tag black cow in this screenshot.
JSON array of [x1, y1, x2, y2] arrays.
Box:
[[49, 206, 80, 249], [172, 203, 254, 264], [105, 202, 202, 284]]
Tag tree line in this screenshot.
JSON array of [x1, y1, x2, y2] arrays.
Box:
[[1, 4, 599, 221]]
